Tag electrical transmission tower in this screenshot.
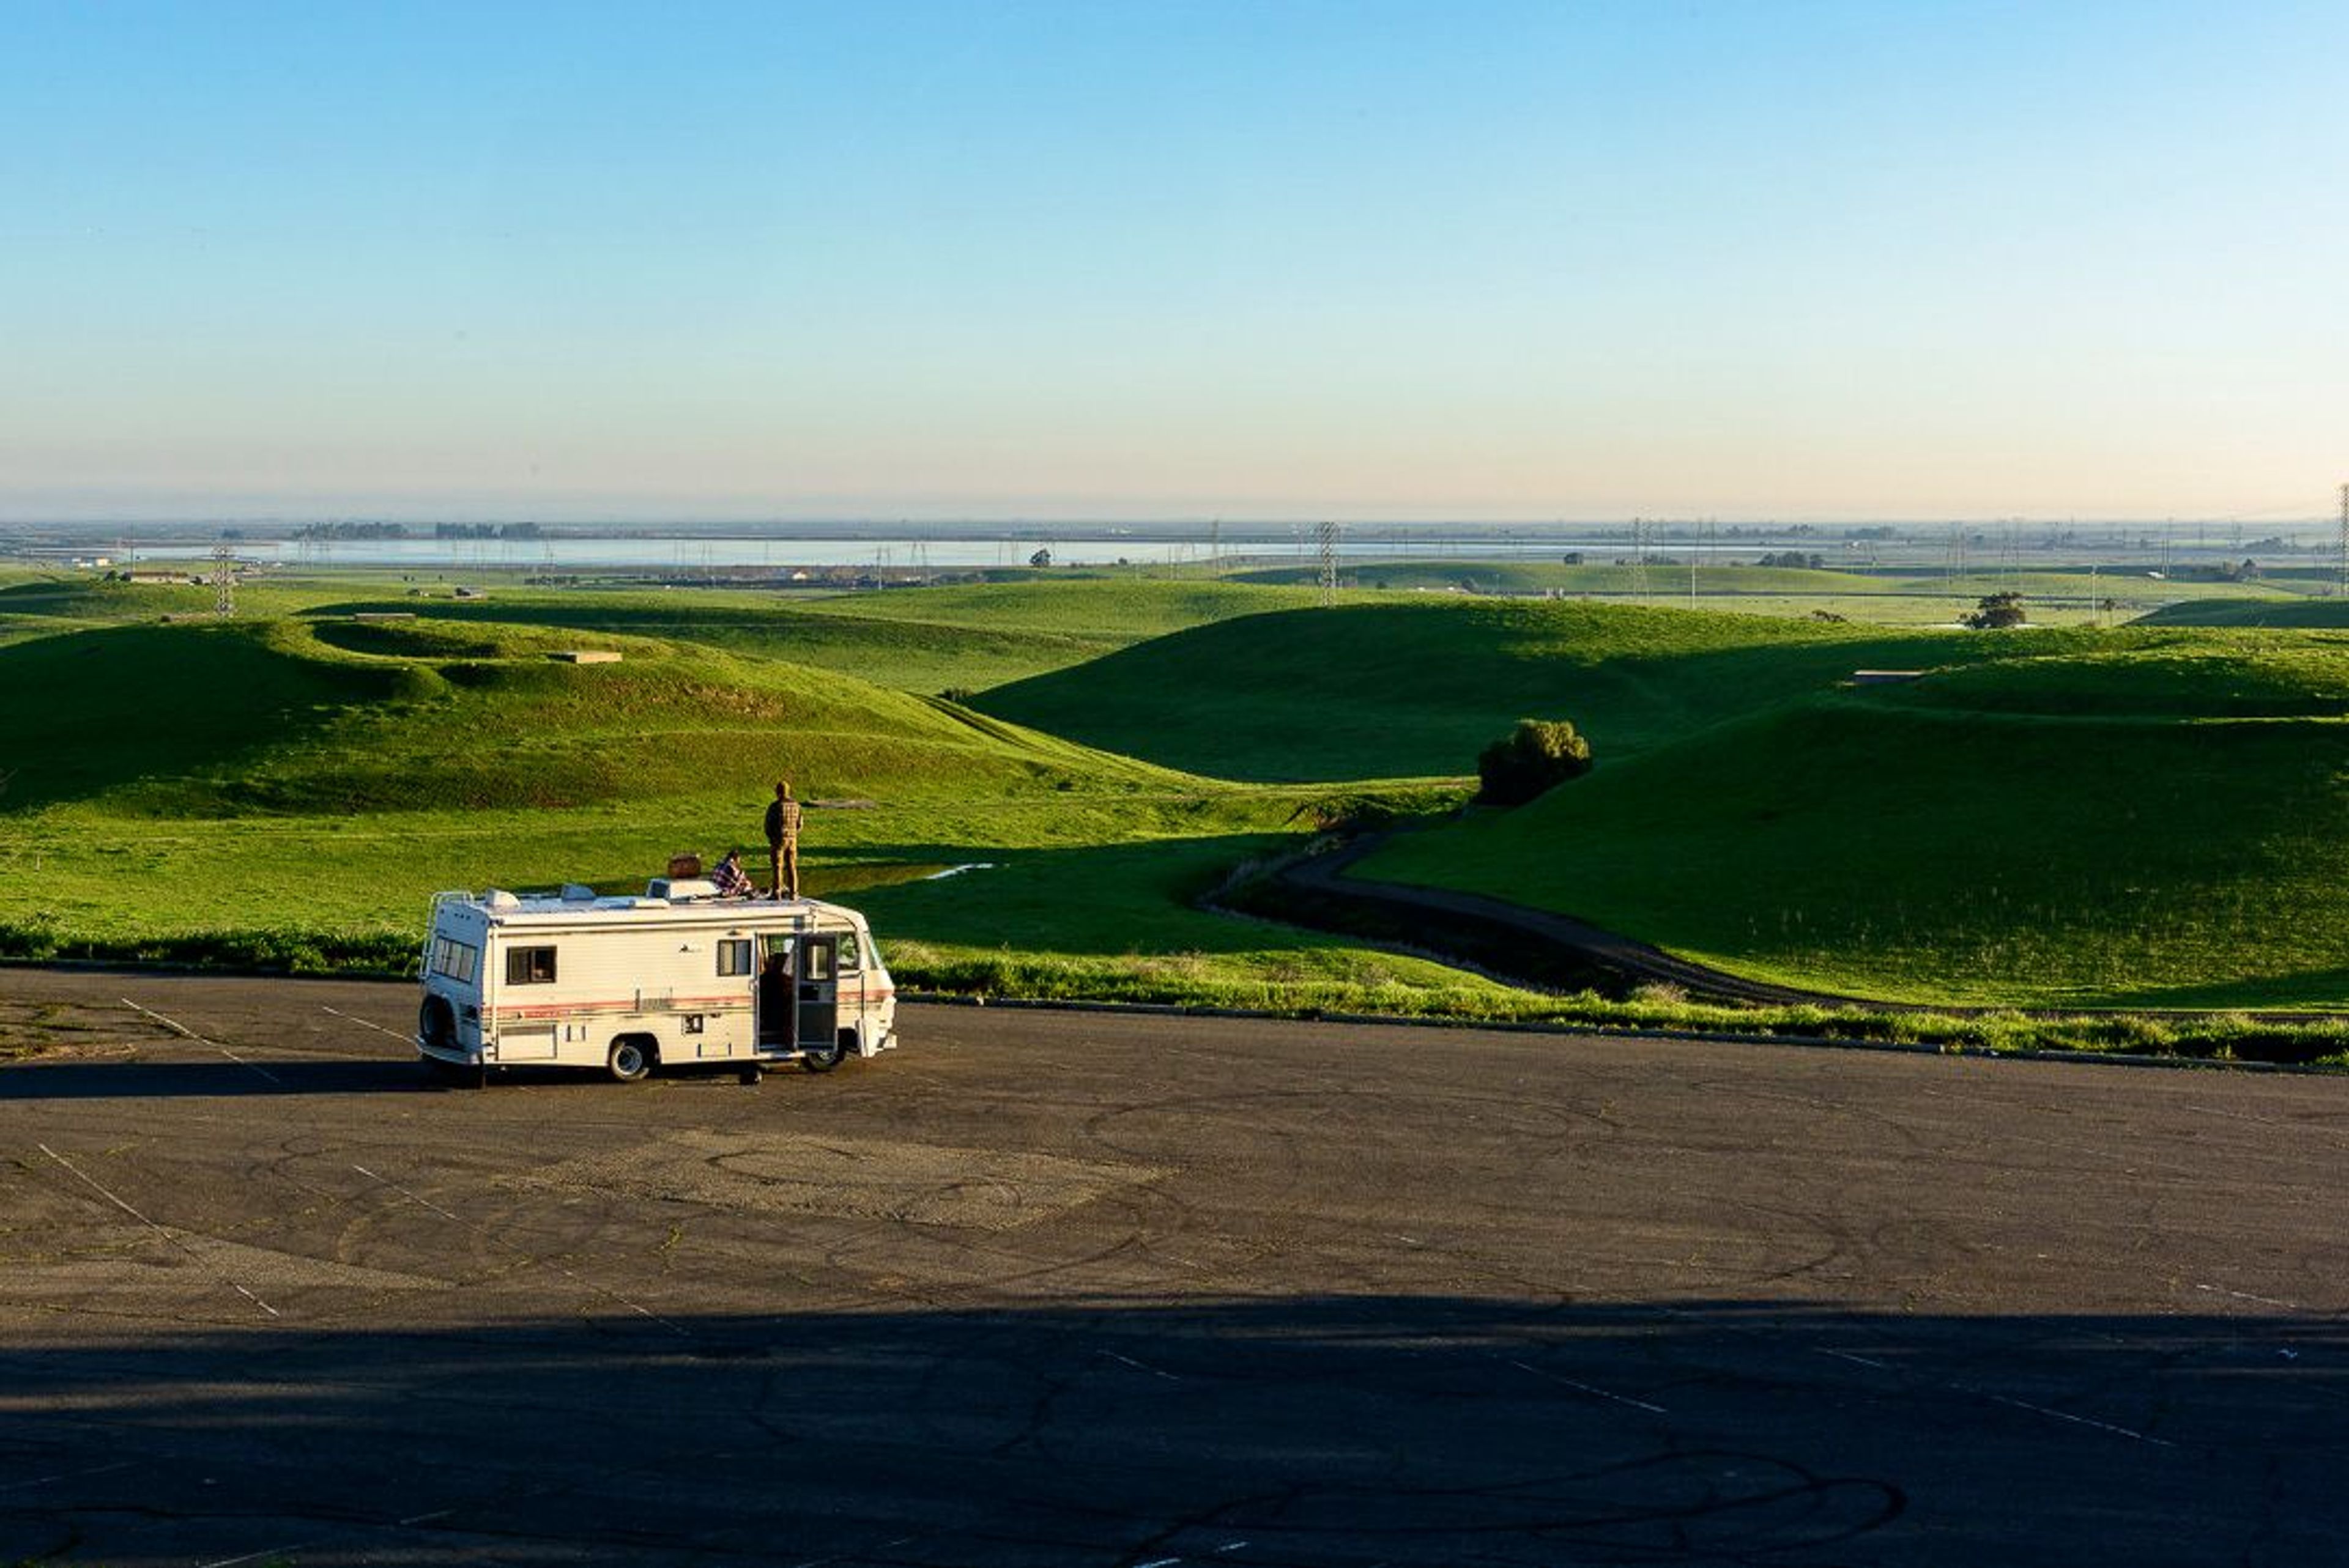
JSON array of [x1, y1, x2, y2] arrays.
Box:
[[2337, 483, 2348, 598], [212, 542, 236, 618], [1628, 519, 1651, 601], [1315, 520, 1340, 603]]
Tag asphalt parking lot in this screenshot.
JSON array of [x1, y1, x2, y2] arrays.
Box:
[[5, 968, 2349, 1566]]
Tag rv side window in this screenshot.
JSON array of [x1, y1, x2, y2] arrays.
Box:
[[838, 931, 861, 971], [506, 945, 557, 985], [432, 937, 480, 985], [717, 938, 752, 977], [804, 943, 833, 982]]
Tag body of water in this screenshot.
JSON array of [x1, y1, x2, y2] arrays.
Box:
[[117, 535, 1217, 571]]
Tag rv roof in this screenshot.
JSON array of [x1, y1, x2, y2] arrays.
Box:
[[461, 889, 853, 927]]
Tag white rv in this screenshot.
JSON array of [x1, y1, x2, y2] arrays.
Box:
[[415, 879, 899, 1082]]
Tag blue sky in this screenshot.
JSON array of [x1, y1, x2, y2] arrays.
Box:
[[3, 1, 2343, 522]]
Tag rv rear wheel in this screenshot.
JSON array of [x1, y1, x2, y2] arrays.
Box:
[[418, 995, 458, 1054], [607, 1035, 655, 1083]]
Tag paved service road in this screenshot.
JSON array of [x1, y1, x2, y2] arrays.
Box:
[[4, 970, 2348, 1566]]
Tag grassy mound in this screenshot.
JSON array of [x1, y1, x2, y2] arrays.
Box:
[[293, 579, 1322, 693], [0, 574, 208, 647], [2135, 599, 2349, 629], [0, 619, 425, 810], [1358, 638, 2349, 1007], [972, 598, 2053, 782], [0, 616, 1189, 818], [301, 588, 1119, 693]]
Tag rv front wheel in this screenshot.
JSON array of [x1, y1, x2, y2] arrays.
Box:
[[607, 1036, 655, 1083], [801, 1030, 848, 1074]]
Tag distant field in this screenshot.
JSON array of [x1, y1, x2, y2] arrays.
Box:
[[785, 577, 1326, 639], [1359, 634, 2349, 1008], [1232, 557, 2309, 606]]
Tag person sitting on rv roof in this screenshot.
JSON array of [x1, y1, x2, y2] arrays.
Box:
[[711, 849, 755, 898]]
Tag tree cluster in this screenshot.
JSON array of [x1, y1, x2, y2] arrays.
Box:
[[1476, 719, 1595, 807], [1962, 591, 2027, 629]]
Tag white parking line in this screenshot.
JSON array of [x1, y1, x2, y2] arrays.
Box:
[[322, 1004, 414, 1043], [1507, 1357, 1668, 1413], [2195, 1281, 2299, 1310], [199, 1540, 318, 1568], [1098, 1348, 1181, 1381], [119, 997, 281, 1084], [1984, 1392, 2174, 1448], [36, 1144, 280, 1318], [0, 1459, 136, 1494]]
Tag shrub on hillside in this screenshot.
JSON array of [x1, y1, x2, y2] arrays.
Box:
[[1963, 591, 2027, 629], [1476, 718, 1594, 806]]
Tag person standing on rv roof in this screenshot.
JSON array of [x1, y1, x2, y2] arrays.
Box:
[[764, 780, 803, 899]]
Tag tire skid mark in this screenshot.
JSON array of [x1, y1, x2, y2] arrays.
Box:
[[351, 1163, 691, 1336], [1659, 1300, 2180, 1450]]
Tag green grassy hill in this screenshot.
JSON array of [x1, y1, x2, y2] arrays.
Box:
[[0, 574, 211, 647], [0, 615, 1189, 818], [11, 577, 2348, 1024], [0, 610, 1535, 1021], [285, 579, 1321, 693], [973, 598, 2057, 782], [2135, 598, 2349, 629], [302, 588, 1118, 695], [1357, 635, 2349, 1007]]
